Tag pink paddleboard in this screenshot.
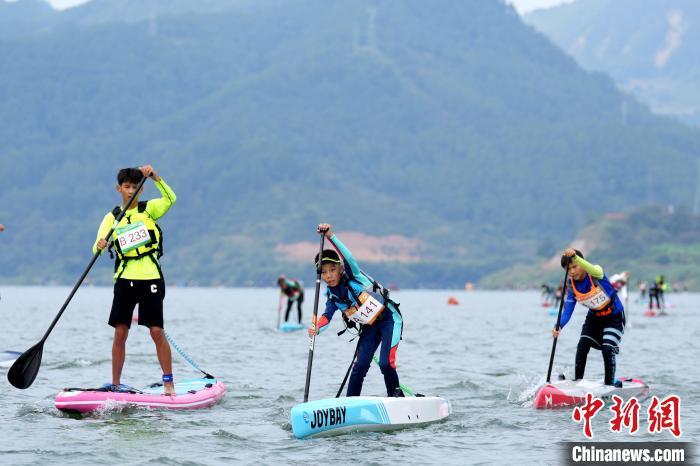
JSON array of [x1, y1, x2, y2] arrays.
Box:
[[55, 378, 225, 413]]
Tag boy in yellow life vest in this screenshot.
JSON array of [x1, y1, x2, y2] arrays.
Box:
[[94, 166, 177, 395], [552, 248, 625, 387]]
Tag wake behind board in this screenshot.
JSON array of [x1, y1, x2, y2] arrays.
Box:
[[534, 377, 648, 409], [291, 396, 451, 439], [645, 308, 668, 317], [279, 322, 305, 332], [0, 350, 22, 368], [55, 377, 225, 413]]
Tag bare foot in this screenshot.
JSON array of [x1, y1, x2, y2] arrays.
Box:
[[164, 381, 176, 396]]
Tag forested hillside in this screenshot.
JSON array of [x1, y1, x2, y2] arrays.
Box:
[[1, 0, 699, 287], [525, 0, 700, 126], [482, 205, 700, 290]]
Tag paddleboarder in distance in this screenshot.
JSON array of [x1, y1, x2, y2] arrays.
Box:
[[94, 165, 177, 395], [551, 248, 625, 387], [540, 283, 554, 306], [277, 276, 304, 324], [308, 223, 405, 397], [648, 275, 667, 314]]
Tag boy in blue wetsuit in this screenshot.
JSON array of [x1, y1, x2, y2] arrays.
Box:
[[308, 224, 404, 397], [552, 248, 625, 387]]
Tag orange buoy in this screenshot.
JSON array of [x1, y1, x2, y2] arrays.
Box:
[[447, 296, 459, 305]]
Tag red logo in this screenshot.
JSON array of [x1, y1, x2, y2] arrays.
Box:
[[572, 393, 604, 438], [648, 395, 682, 437], [571, 394, 682, 438], [609, 395, 640, 434]]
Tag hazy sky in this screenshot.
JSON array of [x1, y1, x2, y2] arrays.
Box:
[[43, 0, 574, 14], [507, 0, 575, 13], [47, 0, 90, 9]]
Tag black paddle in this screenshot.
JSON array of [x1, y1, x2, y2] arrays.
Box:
[[276, 295, 283, 329], [545, 266, 569, 384], [8, 173, 150, 389], [336, 339, 360, 398], [302, 229, 326, 402]]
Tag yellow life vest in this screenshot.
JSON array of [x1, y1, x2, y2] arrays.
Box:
[[108, 201, 163, 279]]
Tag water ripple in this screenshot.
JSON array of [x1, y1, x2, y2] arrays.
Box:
[[0, 287, 696, 465]]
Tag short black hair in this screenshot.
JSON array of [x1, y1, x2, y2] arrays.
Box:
[[314, 249, 341, 269], [117, 167, 144, 185], [561, 249, 584, 269]]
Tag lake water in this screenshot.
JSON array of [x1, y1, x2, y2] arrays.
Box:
[[0, 287, 697, 465]]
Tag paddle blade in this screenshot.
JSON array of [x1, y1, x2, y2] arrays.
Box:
[[7, 341, 44, 389]]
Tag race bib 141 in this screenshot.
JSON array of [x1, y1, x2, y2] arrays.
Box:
[[345, 291, 385, 325]]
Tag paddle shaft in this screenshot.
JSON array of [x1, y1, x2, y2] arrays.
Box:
[[546, 268, 569, 383], [7, 173, 150, 389], [39, 175, 150, 344], [340, 275, 413, 396], [624, 276, 630, 327], [336, 339, 360, 397], [277, 295, 283, 328], [303, 232, 326, 402]]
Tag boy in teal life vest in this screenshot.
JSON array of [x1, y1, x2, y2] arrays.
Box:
[[277, 276, 304, 324], [94, 166, 176, 395], [308, 224, 404, 397], [552, 248, 625, 387]]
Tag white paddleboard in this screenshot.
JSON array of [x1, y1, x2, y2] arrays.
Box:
[[291, 395, 451, 438]]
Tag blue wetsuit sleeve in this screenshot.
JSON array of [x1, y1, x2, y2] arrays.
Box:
[[315, 296, 337, 333], [329, 234, 362, 277], [559, 286, 576, 328], [322, 298, 337, 322]]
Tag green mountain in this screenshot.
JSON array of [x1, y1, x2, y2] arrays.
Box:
[[481, 205, 700, 290], [1, 0, 700, 288], [525, 0, 700, 126], [0, 0, 55, 38]]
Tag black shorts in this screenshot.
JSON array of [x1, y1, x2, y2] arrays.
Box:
[[109, 278, 165, 329], [580, 311, 624, 353]]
